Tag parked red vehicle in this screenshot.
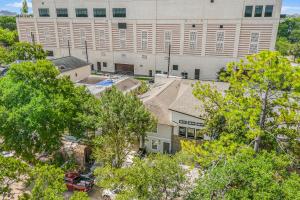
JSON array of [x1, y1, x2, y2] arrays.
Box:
[[65, 172, 94, 192]]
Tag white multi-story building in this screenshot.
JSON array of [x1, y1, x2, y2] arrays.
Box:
[[17, 0, 282, 80]]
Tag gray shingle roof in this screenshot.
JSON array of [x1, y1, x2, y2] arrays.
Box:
[[51, 56, 90, 73]]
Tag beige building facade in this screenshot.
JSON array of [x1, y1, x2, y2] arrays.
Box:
[[17, 0, 282, 80]]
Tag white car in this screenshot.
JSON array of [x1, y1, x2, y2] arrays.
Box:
[[1, 151, 15, 158]]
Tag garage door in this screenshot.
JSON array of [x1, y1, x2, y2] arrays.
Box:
[[115, 63, 134, 75]]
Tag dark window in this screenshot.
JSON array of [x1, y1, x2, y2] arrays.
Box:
[[211, 0, 214, 3], [179, 127, 186, 137], [46, 50, 54, 56], [118, 23, 127, 29], [187, 128, 195, 139], [103, 62, 107, 67], [254, 6, 263, 17], [173, 65, 178, 70], [188, 121, 196, 125], [155, 70, 162, 74], [149, 70, 153, 77], [94, 8, 106, 17], [76, 8, 88, 17], [97, 62, 101, 71], [196, 122, 204, 127], [265, 5, 273, 17], [113, 8, 126, 17], [39, 8, 50, 17], [182, 72, 188, 79], [56, 8, 68, 17], [244, 6, 253, 17], [179, 120, 187, 124]]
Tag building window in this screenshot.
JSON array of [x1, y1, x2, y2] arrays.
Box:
[[43, 27, 50, 41], [187, 128, 195, 139], [164, 31, 172, 53], [179, 127, 186, 137], [265, 5, 274, 17], [189, 31, 197, 50], [244, 6, 253, 17], [141, 31, 148, 50], [216, 31, 224, 54], [56, 8, 68, 17], [155, 70, 162, 74], [113, 8, 126, 17], [103, 62, 107, 67], [76, 8, 88, 17], [196, 129, 204, 140], [46, 50, 54, 57], [118, 23, 127, 29], [39, 8, 50, 17], [60, 28, 69, 46], [80, 29, 86, 45], [119, 29, 126, 49], [94, 8, 106, 17], [173, 65, 178, 71], [249, 32, 259, 54], [97, 29, 106, 48], [254, 6, 263, 17], [152, 140, 159, 150]]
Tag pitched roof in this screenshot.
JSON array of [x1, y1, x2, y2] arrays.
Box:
[[142, 79, 181, 125], [169, 81, 229, 118], [51, 56, 90, 73], [142, 77, 229, 125]]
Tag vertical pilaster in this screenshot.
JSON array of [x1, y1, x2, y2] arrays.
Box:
[[180, 22, 185, 55], [201, 20, 207, 57], [34, 18, 40, 43], [69, 20, 75, 49], [91, 20, 97, 51], [54, 19, 60, 48], [270, 23, 279, 51], [108, 21, 113, 52], [152, 23, 156, 55], [133, 21, 137, 53], [233, 22, 241, 58]]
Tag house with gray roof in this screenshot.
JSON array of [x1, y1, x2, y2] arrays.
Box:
[[141, 75, 228, 153], [52, 56, 92, 82]]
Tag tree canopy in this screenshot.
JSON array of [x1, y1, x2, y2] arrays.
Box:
[[0, 155, 29, 199], [0, 60, 99, 160], [95, 153, 190, 200], [0, 16, 17, 31], [93, 86, 156, 168], [188, 151, 300, 200], [276, 17, 300, 60], [189, 51, 300, 163]]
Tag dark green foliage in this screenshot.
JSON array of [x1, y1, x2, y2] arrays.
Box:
[[0, 60, 99, 161], [188, 151, 300, 200]]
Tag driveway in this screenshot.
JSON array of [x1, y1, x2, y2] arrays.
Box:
[[64, 186, 103, 200]]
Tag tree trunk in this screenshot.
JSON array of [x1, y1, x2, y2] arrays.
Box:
[[254, 85, 270, 152], [140, 135, 146, 149]]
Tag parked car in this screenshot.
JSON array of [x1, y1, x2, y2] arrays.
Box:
[[65, 172, 94, 192], [1, 151, 15, 158]]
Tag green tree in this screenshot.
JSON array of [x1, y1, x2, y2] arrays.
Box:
[[21, 0, 29, 14], [0, 28, 18, 47], [0, 16, 17, 31], [188, 51, 300, 164], [8, 42, 46, 62], [28, 165, 66, 200], [0, 156, 29, 199], [0, 46, 9, 65], [0, 60, 99, 160], [277, 17, 300, 42], [188, 151, 300, 200], [95, 154, 190, 200], [275, 37, 292, 56], [291, 42, 300, 61], [69, 192, 90, 200], [93, 87, 155, 168]]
